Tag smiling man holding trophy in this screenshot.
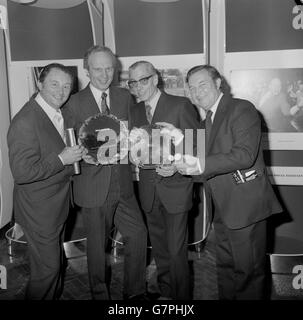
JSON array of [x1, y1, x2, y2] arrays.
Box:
[[63, 46, 148, 300], [128, 61, 202, 300]]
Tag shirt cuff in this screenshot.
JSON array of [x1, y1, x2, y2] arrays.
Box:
[[58, 154, 65, 165], [172, 129, 184, 146], [196, 157, 203, 174]]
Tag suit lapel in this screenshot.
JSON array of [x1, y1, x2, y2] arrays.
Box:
[[207, 95, 229, 154], [109, 87, 119, 117], [83, 85, 100, 117], [139, 101, 149, 126], [151, 91, 167, 124]]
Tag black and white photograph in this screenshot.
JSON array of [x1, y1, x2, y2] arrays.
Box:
[[231, 68, 303, 133], [0, 0, 303, 315]]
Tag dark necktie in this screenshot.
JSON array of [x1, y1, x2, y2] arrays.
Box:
[[100, 92, 110, 115], [145, 103, 153, 124], [205, 110, 213, 146]]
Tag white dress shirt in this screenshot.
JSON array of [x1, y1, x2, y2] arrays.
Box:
[[145, 89, 161, 118], [89, 84, 110, 112], [207, 92, 223, 122], [35, 93, 65, 164], [35, 93, 65, 140]]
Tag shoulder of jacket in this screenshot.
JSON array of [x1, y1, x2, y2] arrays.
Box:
[[10, 100, 38, 128], [111, 86, 131, 97], [162, 91, 191, 106]]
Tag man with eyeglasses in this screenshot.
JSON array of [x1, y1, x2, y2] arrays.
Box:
[[63, 46, 148, 300], [128, 61, 201, 300]]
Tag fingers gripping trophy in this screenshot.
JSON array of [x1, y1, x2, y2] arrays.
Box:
[[78, 112, 186, 168]]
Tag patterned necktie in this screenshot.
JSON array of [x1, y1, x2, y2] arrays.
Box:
[[145, 103, 153, 124], [100, 92, 110, 115], [53, 111, 65, 141], [205, 110, 213, 146]]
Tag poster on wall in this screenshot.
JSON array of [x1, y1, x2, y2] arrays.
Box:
[[114, 0, 206, 114], [230, 68, 303, 150], [225, 0, 303, 53], [267, 166, 303, 186]]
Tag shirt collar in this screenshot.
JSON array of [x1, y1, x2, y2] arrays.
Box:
[[208, 92, 223, 121], [145, 89, 161, 113], [35, 93, 61, 119], [89, 83, 110, 107]]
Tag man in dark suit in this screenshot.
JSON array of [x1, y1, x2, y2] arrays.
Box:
[[176, 65, 283, 299], [63, 46, 147, 300], [7, 63, 84, 299], [128, 61, 201, 300]]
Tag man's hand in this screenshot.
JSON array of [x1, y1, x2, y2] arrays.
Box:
[[175, 154, 203, 176], [59, 145, 84, 165], [156, 164, 177, 177], [98, 153, 120, 165], [80, 148, 98, 165], [155, 122, 184, 145]]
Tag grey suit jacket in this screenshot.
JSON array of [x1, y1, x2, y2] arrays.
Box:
[[7, 98, 73, 232], [63, 85, 135, 208], [129, 91, 202, 214], [195, 95, 282, 229]]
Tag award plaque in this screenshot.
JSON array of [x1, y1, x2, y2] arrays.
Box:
[[78, 113, 128, 164], [129, 124, 174, 169]]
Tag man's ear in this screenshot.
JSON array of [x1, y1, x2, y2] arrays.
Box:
[[216, 78, 221, 90], [153, 74, 159, 87]]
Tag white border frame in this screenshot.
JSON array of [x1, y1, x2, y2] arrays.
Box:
[[224, 50, 303, 150]]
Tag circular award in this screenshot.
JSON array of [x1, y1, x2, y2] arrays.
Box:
[[129, 124, 174, 169], [78, 113, 128, 164]]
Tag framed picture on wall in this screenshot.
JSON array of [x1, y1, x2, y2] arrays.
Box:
[[230, 68, 303, 150]]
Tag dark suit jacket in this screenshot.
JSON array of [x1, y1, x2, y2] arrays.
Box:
[[63, 85, 134, 208], [129, 91, 202, 214], [195, 94, 282, 229], [7, 98, 73, 232]]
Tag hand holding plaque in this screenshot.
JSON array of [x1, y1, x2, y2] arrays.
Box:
[[129, 124, 176, 169]]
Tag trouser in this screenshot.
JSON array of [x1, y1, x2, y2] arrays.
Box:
[[83, 169, 147, 299], [213, 212, 267, 300], [145, 193, 190, 300], [23, 223, 66, 300]]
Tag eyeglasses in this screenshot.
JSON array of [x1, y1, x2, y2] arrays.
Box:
[[128, 74, 154, 89]]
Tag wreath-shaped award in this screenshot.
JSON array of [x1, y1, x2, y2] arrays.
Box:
[[129, 124, 175, 169], [78, 113, 128, 164]]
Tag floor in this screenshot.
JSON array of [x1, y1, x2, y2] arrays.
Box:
[[0, 225, 302, 300]]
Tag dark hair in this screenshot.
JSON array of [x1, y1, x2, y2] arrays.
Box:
[[186, 64, 222, 84], [38, 63, 73, 83], [83, 45, 116, 70]]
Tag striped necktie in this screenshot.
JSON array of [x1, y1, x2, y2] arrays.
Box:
[[145, 103, 152, 124], [100, 92, 110, 115]]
